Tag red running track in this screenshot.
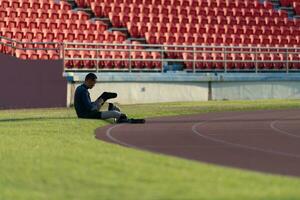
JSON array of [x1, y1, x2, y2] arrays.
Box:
[[95, 109, 300, 177]]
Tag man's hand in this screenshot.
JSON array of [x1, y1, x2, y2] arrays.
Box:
[[98, 98, 104, 106]]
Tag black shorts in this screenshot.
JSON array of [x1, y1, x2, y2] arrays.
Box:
[[79, 111, 102, 119]]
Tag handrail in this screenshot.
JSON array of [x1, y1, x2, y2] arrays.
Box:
[[0, 36, 62, 58], [1, 36, 300, 73], [64, 58, 299, 63], [63, 47, 300, 55], [2, 35, 300, 51], [64, 41, 300, 50], [0, 36, 58, 45]]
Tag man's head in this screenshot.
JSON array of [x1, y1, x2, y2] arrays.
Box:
[[84, 73, 97, 89]]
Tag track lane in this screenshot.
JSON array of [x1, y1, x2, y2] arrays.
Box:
[[95, 109, 300, 177]]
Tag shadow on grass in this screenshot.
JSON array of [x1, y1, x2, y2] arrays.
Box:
[[0, 117, 79, 123], [2, 116, 299, 124], [0, 117, 114, 126]]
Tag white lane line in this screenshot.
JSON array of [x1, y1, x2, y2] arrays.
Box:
[[270, 120, 300, 139], [191, 115, 300, 159], [105, 111, 300, 159], [105, 124, 137, 148]]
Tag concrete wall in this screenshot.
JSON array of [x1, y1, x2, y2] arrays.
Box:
[[212, 81, 300, 100], [69, 81, 300, 105], [71, 82, 209, 105], [0, 53, 67, 109], [66, 72, 300, 105]]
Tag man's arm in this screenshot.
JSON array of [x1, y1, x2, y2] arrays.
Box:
[[81, 90, 95, 111]]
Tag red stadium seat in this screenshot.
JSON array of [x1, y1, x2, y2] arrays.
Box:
[[0, 0, 298, 71]]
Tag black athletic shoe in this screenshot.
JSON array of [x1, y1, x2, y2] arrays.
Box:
[[98, 92, 117, 102]]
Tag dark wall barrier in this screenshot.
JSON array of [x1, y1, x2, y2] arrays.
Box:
[[0, 53, 67, 109]]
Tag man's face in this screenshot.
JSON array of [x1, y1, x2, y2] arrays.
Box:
[[85, 79, 96, 89]]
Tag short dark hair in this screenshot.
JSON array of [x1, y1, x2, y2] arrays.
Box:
[[85, 73, 97, 81]]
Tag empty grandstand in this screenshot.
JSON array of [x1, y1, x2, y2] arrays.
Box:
[[0, 0, 300, 106], [0, 0, 299, 72]]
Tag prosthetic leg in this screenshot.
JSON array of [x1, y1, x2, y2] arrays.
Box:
[[108, 103, 145, 124], [98, 92, 118, 102], [98, 92, 145, 124]]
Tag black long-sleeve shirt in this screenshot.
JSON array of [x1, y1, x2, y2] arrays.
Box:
[[74, 84, 94, 118]]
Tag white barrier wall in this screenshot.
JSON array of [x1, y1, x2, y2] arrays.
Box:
[[212, 81, 300, 100], [72, 82, 209, 105], [68, 80, 300, 106]]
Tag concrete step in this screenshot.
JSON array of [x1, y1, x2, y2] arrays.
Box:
[[262, 0, 296, 17], [109, 27, 130, 37], [110, 27, 128, 31], [269, 0, 281, 7], [93, 17, 112, 27], [279, 7, 297, 17], [294, 15, 300, 19], [127, 37, 147, 44]]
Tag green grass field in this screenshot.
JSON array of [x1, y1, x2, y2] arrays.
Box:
[[1, 99, 300, 200]]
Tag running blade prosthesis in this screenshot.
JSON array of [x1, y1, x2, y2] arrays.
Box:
[[98, 92, 118, 102], [128, 118, 146, 124], [116, 118, 146, 124]]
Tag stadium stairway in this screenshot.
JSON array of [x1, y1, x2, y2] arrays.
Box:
[[65, 0, 184, 70], [68, 0, 166, 71], [66, 0, 144, 42]]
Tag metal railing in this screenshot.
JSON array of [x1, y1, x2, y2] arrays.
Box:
[[0, 35, 61, 58], [1, 36, 300, 73], [63, 41, 300, 73]]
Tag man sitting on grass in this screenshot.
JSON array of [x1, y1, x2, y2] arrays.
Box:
[[74, 73, 128, 123]]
